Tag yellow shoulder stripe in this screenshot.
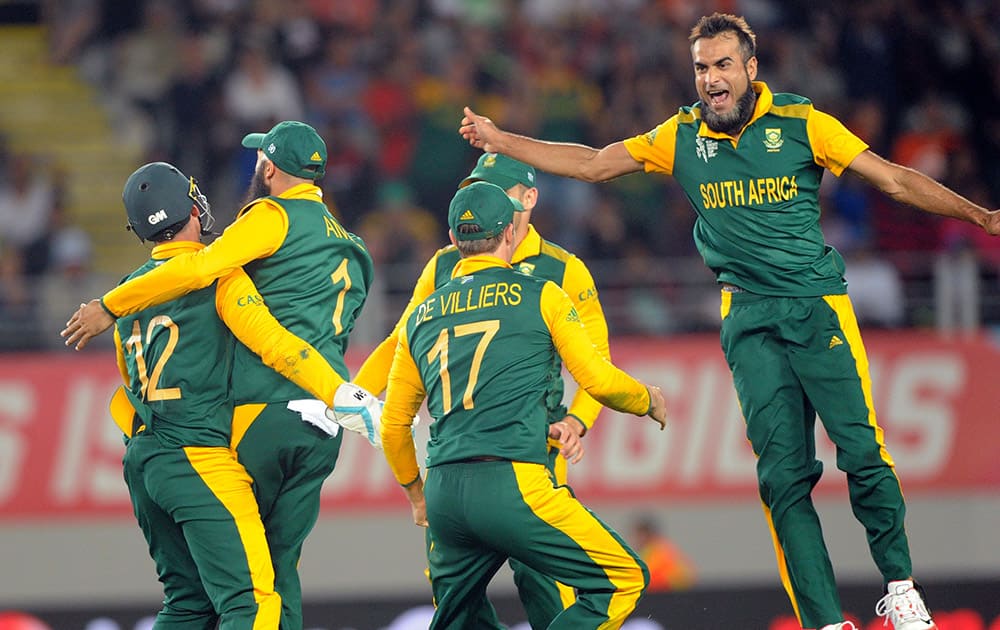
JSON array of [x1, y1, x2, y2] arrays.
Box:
[[538, 240, 571, 263], [678, 109, 699, 124], [769, 103, 812, 120], [237, 197, 284, 220]]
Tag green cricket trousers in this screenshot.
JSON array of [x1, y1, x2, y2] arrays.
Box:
[[424, 459, 648, 630], [232, 403, 343, 630], [504, 442, 577, 628], [448, 443, 576, 629], [123, 432, 280, 629], [720, 290, 913, 628]]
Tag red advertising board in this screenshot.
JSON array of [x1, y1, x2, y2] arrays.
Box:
[[1, 331, 998, 520]]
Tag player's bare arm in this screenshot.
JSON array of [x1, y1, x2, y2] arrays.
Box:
[[549, 420, 585, 465], [403, 476, 427, 528], [847, 149, 1000, 235], [459, 106, 643, 183], [646, 385, 667, 430], [61, 299, 114, 350]]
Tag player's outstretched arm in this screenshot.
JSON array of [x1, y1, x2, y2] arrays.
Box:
[[63, 202, 288, 350], [354, 251, 440, 395], [459, 106, 642, 183], [848, 150, 1000, 235]]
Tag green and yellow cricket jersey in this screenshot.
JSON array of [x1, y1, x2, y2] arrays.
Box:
[[111, 240, 352, 440], [102, 184, 373, 406], [113, 241, 234, 447], [231, 189, 373, 404], [623, 81, 868, 296], [380, 255, 649, 487], [355, 224, 609, 432]]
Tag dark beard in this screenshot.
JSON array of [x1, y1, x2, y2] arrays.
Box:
[[702, 84, 757, 135], [241, 166, 270, 207]]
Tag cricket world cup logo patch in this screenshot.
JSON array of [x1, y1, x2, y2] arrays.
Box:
[[763, 128, 783, 152], [695, 137, 718, 163]]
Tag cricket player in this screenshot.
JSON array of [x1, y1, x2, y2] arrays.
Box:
[[354, 152, 610, 627], [65, 122, 379, 630], [380, 181, 667, 629], [458, 12, 1000, 629], [112, 161, 359, 628]]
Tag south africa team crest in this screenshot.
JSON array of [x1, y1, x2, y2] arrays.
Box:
[[763, 128, 783, 152]]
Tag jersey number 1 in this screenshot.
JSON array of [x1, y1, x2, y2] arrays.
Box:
[[330, 258, 352, 335]]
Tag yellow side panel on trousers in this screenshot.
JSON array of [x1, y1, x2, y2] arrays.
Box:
[[821, 295, 896, 469], [511, 462, 643, 630], [109, 386, 138, 437], [184, 446, 281, 629], [543, 446, 577, 609], [231, 403, 267, 450], [762, 500, 802, 625], [720, 289, 733, 320]]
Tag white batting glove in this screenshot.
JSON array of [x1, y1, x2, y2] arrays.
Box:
[[326, 383, 383, 449]]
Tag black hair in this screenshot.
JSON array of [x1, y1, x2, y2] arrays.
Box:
[[149, 218, 191, 243], [689, 13, 757, 62]]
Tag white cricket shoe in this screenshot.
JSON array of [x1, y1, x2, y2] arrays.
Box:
[[875, 580, 936, 629], [819, 622, 857, 630]]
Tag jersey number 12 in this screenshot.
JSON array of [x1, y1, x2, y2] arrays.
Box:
[[125, 316, 182, 402]]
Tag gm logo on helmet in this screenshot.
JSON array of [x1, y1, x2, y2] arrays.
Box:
[[148, 209, 169, 225]]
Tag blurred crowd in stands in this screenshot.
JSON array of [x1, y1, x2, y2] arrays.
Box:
[[1, 0, 999, 350], [0, 138, 96, 350]]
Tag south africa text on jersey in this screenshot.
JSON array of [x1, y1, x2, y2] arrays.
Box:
[[700, 175, 798, 209], [415, 281, 523, 324]]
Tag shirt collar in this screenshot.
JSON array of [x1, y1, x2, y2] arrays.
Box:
[[698, 81, 773, 141], [238, 182, 324, 219], [512, 224, 542, 263], [151, 240, 205, 260], [276, 182, 323, 201], [450, 254, 513, 279]]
